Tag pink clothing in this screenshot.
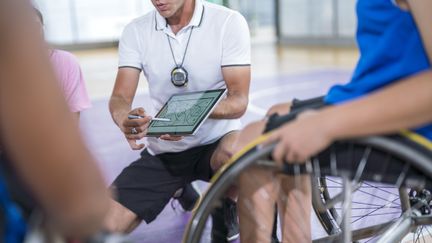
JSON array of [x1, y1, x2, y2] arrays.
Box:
[[50, 49, 91, 113]]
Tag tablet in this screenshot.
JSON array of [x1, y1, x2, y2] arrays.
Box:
[[146, 89, 227, 136]]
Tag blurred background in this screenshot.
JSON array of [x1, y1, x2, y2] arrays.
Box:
[[34, 0, 356, 46], [33, 0, 359, 99]]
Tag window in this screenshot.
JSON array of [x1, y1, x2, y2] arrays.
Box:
[[279, 0, 356, 43], [33, 0, 154, 45]]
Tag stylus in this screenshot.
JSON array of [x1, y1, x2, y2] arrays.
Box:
[[152, 118, 171, 122], [128, 115, 171, 122]]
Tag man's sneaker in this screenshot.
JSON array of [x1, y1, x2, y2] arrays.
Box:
[[211, 198, 239, 242], [211, 203, 227, 243], [173, 183, 200, 212]]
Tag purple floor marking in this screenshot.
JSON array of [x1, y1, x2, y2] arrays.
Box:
[[79, 70, 351, 243]]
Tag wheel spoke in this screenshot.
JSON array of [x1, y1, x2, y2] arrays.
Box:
[[351, 197, 400, 224], [325, 178, 401, 207], [362, 181, 400, 197], [351, 212, 401, 218]]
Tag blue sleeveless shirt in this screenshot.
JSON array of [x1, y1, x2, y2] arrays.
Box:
[[325, 0, 432, 140]]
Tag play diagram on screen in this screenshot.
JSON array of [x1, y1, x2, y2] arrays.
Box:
[[146, 89, 226, 136], [153, 98, 213, 127]]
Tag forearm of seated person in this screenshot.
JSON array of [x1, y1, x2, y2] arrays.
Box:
[[320, 70, 432, 141]]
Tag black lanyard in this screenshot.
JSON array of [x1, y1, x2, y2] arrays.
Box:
[[166, 27, 194, 87]]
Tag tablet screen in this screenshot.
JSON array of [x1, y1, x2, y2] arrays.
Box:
[[146, 89, 226, 136]]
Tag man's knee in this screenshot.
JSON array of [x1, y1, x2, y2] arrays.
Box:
[[235, 120, 266, 151], [210, 121, 267, 172], [210, 132, 239, 171], [238, 167, 277, 195], [104, 199, 140, 233]]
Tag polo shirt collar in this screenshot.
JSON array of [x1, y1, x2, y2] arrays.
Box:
[[155, 0, 204, 31]]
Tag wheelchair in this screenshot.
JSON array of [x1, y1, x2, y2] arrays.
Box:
[[182, 132, 432, 242]]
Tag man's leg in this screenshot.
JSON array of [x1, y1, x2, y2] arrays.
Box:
[[104, 150, 185, 234], [231, 120, 280, 243], [104, 200, 141, 233], [213, 121, 273, 242], [233, 99, 321, 242], [210, 131, 241, 242], [210, 131, 241, 172], [232, 104, 294, 242], [238, 167, 279, 243], [278, 175, 311, 243], [173, 183, 200, 211]]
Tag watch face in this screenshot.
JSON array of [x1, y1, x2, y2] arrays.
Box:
[[171, 67, 188, 87], [173, 72, 185, 82]]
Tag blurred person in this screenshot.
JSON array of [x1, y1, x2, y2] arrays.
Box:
[[0, 0, 109, 242], [34, 7, 91, 120], [106, 0, 251, 241], [234, 0, 432, 242]]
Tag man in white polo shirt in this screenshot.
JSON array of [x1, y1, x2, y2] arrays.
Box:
[[105, 0, 250, 241]]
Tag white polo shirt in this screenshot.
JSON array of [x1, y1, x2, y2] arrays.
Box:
[[118, 0, 251, 155]]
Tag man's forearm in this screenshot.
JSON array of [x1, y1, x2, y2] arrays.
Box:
[[214, 66, 250, 119], [210, 94, 248, 119], [321, 70, 432, 140], [109, 95, 132, 127]]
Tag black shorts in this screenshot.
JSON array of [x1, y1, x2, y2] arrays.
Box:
[[264, 96, 326, 132], [111, 139, 221, 224]]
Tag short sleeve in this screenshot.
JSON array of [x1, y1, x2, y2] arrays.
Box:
[[61, 55, 91, 113], [118, 23, 142, 70], [221, 12, 251, 67]]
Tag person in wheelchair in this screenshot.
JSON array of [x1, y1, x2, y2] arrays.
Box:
[[233, 0, 432, 242]]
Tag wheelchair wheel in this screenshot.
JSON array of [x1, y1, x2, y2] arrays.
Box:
[[314, 176, 432, 243], [183, 135, 432, 243], [312, 136, 432, 242]]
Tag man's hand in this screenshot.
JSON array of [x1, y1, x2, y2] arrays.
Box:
[[120, 107, 152, 150], [263, 110, 333, 164]]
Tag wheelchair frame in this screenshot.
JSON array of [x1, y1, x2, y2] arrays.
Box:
[[182, 136, 432, 243]]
